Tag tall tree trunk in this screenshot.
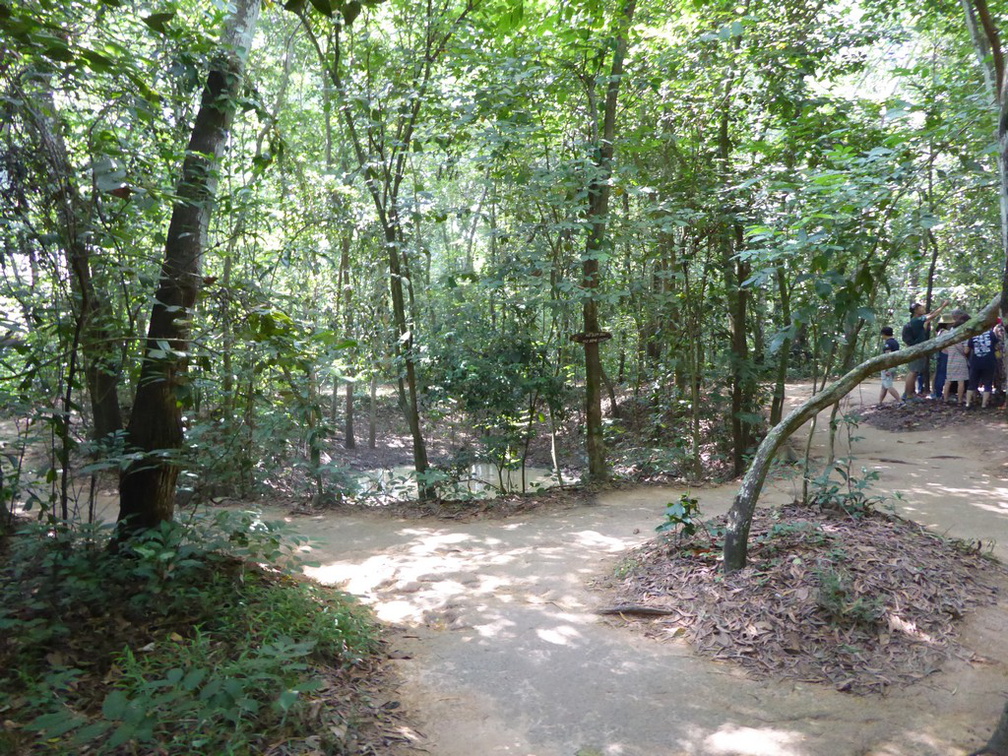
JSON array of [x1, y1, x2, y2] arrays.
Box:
[[721, 224, 754, 476], [769, 265, 792, 426], [369, 372, 378, 450], [385, 223, 431, 495], [961, 7, 1008, 744], [344, 380, 356, 449], [298, 7, 471, 500], [961, 0, 1008, 325], [718, 97, 756, 475], [117, 0, 261, 534], [24, 89, 123, 443], [581, 0, 637, 481]]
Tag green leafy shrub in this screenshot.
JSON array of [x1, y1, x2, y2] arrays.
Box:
[[0, 511, 378, 754], [656, 493, 702, 542], [816, 567, 886, 627]]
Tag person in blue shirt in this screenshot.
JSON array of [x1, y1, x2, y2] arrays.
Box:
[[878, 326, 902, 407], [966, 326, 1001, 408]]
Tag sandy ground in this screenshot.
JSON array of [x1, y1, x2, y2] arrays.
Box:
[[278, 383, 1008, 756]]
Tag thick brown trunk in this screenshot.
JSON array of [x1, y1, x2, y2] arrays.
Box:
[[117, 0, 261, 534]]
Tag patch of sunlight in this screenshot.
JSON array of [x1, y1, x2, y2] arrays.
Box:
[[547, 609, 596, 625], [412, 578, 468, 600], [887, 614, 936, 644], [574, 530, 632, 552], [469, 574, 509, 594], [536, 625, 582, 646], [403, 530, 473, 551], [869, 728, 961, 755], [473, 616, 517, 639], [304, 554, 396, 592], [373, 599, 421, 624], [703, 724, 804, 755], [905, 482, 1008, 501]]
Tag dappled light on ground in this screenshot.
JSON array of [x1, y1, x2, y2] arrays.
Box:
[[279, 388, 1008, 756], [287, 479, 1008, 756], [303, 520, 617, 631], [699, 724, 805, 755]]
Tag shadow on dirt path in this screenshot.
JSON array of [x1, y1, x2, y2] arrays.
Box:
[[275, 384, 1008, 756]]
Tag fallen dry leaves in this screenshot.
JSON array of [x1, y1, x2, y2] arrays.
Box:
[[598, 504, 1005, 695]]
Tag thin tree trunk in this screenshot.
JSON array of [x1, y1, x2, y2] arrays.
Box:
[[117, 0, 261, 534], [581, 0, 637, 481], [297, 5, 476, 501], [24, 90, 123, 443], [345, 379, 355, 450], [769, 265, 792, 426], [369, 372, 378, 449]]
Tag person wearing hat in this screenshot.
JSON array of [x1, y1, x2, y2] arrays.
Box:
[[903, 299, 949, 400]]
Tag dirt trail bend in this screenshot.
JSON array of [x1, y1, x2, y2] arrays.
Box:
[[286, 387, 1008, 756]]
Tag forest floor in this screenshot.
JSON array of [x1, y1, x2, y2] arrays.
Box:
[[7, 382, 1008, 754], [272, 381, 1008, 756]]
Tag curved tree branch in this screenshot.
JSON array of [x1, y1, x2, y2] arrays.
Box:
[[722, 295, 1001, 573]]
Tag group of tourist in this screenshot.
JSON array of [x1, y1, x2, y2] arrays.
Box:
[[878, 300, 1005, 409]]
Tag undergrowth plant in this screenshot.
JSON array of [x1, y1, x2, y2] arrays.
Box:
[[809, 413, 886, 516], [656, 493, 702, 543], [815, 567, 886, 627], [0, 510, 379, 755]]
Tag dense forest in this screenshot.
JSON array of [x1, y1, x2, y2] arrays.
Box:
[[1, 0, 1006, 526], [9, 1, 1008, 754]]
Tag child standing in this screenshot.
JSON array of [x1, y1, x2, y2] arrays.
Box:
[[879, 326, 901, 407]]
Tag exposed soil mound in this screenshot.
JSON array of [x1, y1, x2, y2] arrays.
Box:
[[599, 503, 1006, 694]]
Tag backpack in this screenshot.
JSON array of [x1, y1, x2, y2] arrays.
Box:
[[901, 322, 914, 346]]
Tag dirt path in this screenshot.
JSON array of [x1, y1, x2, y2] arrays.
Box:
[[279, 386, 1008, 756]]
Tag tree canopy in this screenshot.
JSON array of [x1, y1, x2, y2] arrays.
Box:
[[1, 0, 1004, 530]]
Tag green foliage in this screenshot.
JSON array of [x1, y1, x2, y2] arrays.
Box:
[[0, 512, 378, 754], [656, 493, 701, 541], [809, 413, 886, 516], [810, 461, 885, 516], [2, 0, 1005, 514], [816, 567, 886, 627]]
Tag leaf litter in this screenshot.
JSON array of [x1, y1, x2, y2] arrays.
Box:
[[597, 504, 1006, 695]]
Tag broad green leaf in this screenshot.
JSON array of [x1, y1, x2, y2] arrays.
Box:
[[143, 12, 175, 34], [102, 690, 129, 720], [308, 0, 334, 17], [341, 0, 361, 24]]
